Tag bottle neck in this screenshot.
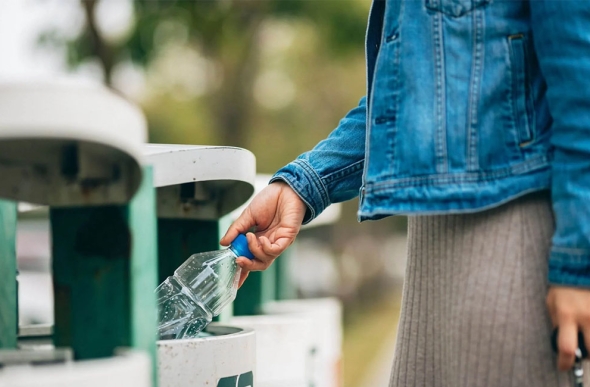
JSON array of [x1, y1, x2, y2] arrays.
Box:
[[228, 245, 241, 258]]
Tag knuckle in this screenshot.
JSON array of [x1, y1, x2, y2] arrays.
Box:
[[555, 307, 574, 321], [546, 296, 553, 309], [560, 346, 576, 357], [580, 313, 590, 325]]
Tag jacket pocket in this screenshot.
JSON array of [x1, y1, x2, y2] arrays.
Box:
[[508, 33, 534, 146], [425, 0, 489, 17]]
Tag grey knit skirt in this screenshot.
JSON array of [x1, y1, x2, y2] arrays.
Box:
[[389, 192, 586, 387]]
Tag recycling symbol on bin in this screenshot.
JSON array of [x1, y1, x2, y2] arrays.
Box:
[[217, 371, 254, 387]]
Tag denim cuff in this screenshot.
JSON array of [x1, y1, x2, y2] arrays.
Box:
[[270, 159, 331, 225], [548, 247, 590, 288]]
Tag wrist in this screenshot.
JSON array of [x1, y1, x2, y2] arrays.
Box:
[[270, 179, 310, 220]]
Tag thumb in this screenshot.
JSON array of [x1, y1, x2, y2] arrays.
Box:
[[220, 207, 255, 246]]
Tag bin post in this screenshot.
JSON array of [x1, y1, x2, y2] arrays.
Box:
[[128, 166, 159, 374], [51, 166, 158, 368], [0, 200, 18, 349], [216, 215, 234, 322]]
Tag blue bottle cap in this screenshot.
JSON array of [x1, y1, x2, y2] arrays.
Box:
[[230, 234, 255, 260]]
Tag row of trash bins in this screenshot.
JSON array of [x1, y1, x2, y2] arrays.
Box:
[[0, 298, 342, 387], [0, 80, 343, 387]]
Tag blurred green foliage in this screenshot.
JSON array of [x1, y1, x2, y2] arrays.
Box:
[[41, 0, 370, 174]]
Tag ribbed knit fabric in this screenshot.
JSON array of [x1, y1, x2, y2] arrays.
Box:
[[389, 192, 587, 387]]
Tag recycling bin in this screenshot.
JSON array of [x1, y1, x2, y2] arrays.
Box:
[[144, 144, 258, 386], [157, 324, 256, 387], [0, 81, 158, 377]]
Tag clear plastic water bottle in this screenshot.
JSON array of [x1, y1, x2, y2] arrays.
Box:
[[156, 233, 254, 340]]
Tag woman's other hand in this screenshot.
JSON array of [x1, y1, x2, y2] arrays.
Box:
[[547, 286, 590, 370]]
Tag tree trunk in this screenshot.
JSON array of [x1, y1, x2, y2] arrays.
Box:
[[207, 9, 264, 148], [81, 0, 115, 86]]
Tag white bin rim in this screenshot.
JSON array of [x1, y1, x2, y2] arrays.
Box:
[[156, 323, 255, 345], [144, 144, 256, 220], [0, 80, 146, 206]]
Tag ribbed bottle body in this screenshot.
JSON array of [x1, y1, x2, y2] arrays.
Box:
[[156, 247, 241, 339], [156, 275, 211, 339], [174, 248, 240, 316]]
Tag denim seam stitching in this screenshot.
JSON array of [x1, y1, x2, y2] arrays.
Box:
[[365, 155, 548, 190], [551, 247, 590, 257], [467, 8, 484, 171], [433, 11, 448, 173], [390, 10, 402, 175], [504, 36, 521, 153], [322, 160, 365, 184]]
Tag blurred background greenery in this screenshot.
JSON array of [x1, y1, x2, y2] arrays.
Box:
[[4, 0, 409, 385]]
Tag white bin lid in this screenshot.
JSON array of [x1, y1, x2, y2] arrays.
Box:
[[0, 80, 146, 206], [144, 144, 255, 220]]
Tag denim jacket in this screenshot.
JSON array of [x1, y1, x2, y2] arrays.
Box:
[[271, 0, 590, 287]]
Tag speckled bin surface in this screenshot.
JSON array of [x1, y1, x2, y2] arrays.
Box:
[[157, 324, 256, 387]]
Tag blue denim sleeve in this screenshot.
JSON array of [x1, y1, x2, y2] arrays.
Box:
[[270, 97, 367, 224], [530, 1, 590, 287]]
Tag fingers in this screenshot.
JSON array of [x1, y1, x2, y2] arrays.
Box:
[[236, 255, 273, 274], [234, 233, 290, 272], [248, 233, 289, 268], [557, 323, 578, 371], [220, 207, 255, 246], [547, 286, 590, 371]]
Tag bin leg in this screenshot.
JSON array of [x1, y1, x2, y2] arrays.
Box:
[[51, 166, 158, 367], [0, 200, 17, 349]]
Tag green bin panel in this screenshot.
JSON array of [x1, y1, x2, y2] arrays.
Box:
[[0, 200, 17, 349], [157, 219, 220, 283], [51, 167, 158, 367]]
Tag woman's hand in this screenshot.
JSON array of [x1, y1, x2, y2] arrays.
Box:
[[547, 286, 590, 370], [220, 181, 307, 287]]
